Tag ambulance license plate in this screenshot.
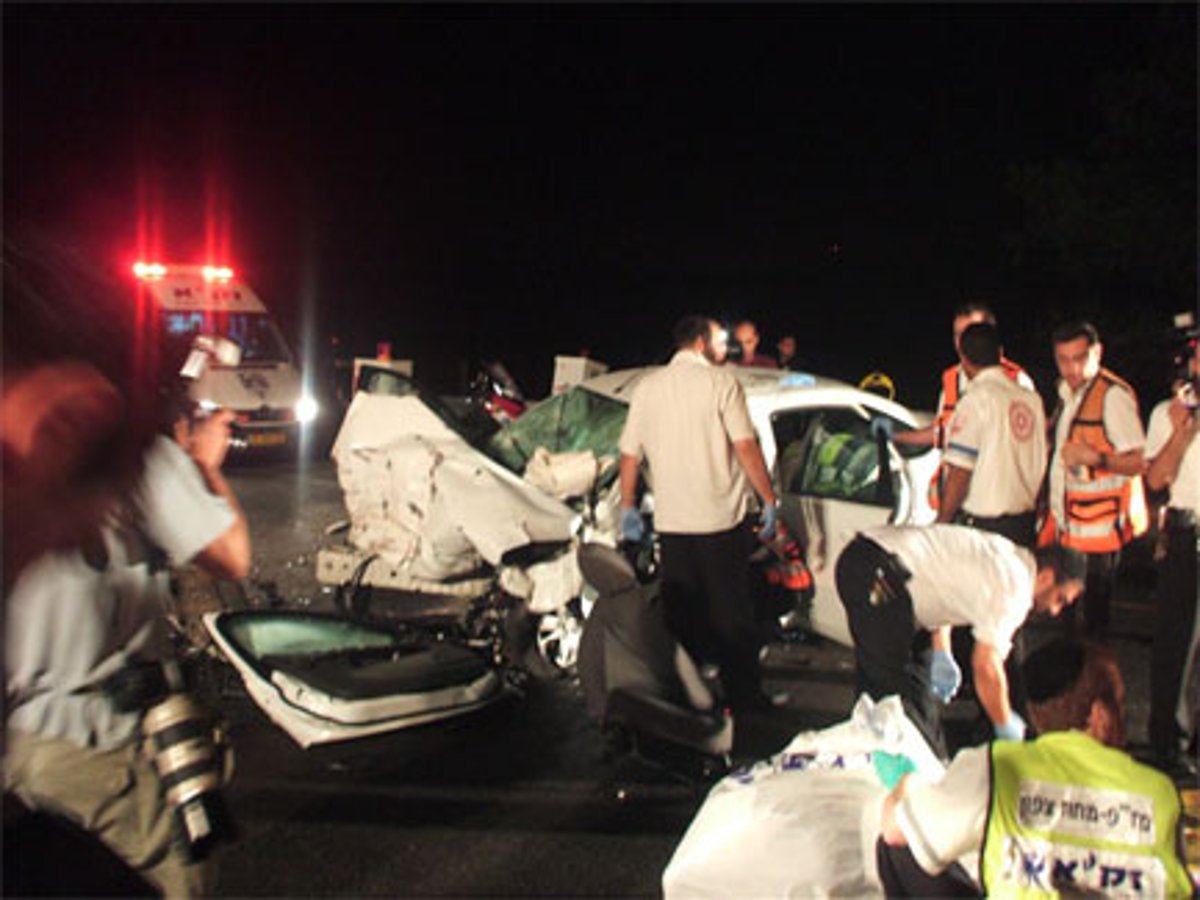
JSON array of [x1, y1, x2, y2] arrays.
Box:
[[248, 432, 287, 447]]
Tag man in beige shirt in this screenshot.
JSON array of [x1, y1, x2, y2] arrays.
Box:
[[618, 315, 779, 711]]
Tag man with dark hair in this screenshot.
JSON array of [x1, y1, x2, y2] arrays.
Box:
[[931, 322, 1050, 735], [835, 524, 1085, 753], [894, 302, 1034, 458], [937, 322, 1047, 546], [879, 638, 1192, 897], [1044, 320, 1147, 637], [618, 315, 780, 711], [776, 334, 799, 371]]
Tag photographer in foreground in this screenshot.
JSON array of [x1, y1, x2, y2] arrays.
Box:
[[5, 238, 250, 896], [2, 229, 160, 593], [1145, 332, 1199, 779]]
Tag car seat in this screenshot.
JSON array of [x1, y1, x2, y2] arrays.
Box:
[[576, 543, 733, 774]]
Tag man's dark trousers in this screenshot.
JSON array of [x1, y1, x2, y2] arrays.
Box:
[[835, 534, 944, 756], [659, 522, 762, 708], [1149, 514, 1198, 760]]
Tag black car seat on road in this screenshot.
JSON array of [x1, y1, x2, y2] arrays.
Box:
[[576, 543, 733, 770]]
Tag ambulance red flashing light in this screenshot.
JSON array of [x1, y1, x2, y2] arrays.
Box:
[[133, 262, 234, 282]]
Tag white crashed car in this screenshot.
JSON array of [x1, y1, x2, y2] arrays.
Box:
[[579, 366, 940, 647], [320, 363, 938, 651], [209, 363, 939, 746]]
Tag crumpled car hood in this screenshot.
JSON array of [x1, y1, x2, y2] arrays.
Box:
[[332, 392, 580, 583]]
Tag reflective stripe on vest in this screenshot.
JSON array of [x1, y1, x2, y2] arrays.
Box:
[[982, 732, 1192, 898], [1060, 369, 1149, 553]]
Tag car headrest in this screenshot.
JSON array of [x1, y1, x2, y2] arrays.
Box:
[[577, 542, 638, 595]]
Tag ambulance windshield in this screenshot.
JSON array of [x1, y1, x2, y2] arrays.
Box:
[[162, 310, 292, 364]]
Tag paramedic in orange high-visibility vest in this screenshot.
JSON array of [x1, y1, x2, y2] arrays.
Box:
[[1041, 320, 1148, 639], [893, 303, 1034, 510]]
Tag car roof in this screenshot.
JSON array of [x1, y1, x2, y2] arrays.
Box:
[[577, 364, 924, 424], [580, 365, 844, 398]]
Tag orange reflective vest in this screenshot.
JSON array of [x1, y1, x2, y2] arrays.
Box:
[[930, 357, 1027, 508], [1044, 369, 1148, 553], [935, 357, 1027, 444]]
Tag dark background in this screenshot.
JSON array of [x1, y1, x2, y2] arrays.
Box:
[[5, 4, 1196, 409]]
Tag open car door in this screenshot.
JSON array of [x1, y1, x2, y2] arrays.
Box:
[[770, 405, 929, 646]]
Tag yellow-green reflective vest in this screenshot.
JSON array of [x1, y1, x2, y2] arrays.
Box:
[[982, 731, 1191, 897]]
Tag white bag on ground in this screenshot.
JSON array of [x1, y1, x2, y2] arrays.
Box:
[[662, 695, 945, 899]]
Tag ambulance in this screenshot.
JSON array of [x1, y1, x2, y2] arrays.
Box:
[[133, 261, 318, 451]]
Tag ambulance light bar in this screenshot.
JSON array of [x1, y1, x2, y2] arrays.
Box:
[[132, 262, 167, 280], [132, 262, 235, 282]]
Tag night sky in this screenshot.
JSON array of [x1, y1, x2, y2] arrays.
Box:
[[5, 4, 1195, 407]]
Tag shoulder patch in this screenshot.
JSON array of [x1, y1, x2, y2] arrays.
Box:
[[1009, 400, 1035, 441]]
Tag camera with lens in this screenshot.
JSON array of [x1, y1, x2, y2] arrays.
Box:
[[1170, 312, 1199, 411], [160, 334, 242, 433], [101, 659, 235, 861]]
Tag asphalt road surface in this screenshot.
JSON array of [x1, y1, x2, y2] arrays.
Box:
[[5, 455, 1164, 898]]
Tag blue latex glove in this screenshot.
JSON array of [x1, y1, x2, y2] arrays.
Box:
[[994, 711, 1027, 742], [870, 416, 895, 440], [929, 649, 962, 705], [758, 502, 779, 542], [872, 751, 917, 790], [619, 507, 645, 543]]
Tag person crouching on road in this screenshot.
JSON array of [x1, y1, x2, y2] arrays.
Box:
[[835, 524, 1085, 756], [877, 637, 1192, 898], [617, 315, 781, 712]]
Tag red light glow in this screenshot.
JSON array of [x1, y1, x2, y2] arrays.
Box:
[[202, 265, 235, 282], [133, 261, 168, 280]]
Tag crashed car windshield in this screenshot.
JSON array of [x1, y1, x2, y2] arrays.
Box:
[[485, 385, 628, 481], [347, 361, 629, 482]]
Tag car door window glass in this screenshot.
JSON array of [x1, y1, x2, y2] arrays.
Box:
[[772, 407, 895, 507]]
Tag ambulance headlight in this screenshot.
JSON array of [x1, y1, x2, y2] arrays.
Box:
[[294, 395, 320, 425]]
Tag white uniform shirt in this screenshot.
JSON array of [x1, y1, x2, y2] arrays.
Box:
[[1146, 399, 1200, 516], [619, 349, 757, 534], [864, 525, 1034, 658], [943, 367, 1047, 517], [6, 437, 236, 750], [893, 744, 988, 882], [936, 364, 1036, 421], [1049, 377, 1145, 526]]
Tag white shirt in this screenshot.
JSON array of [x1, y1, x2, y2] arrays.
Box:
[[619, 350, 757, 534], [937, 364, 1035, 414], [864, 525, 1034, 658], [943, 368, 1047, 517], [6, 437, 236, 750], [894, 744, 988, 882], [1049, 376, 1145, 525], [1146, 399, 1200, 515]]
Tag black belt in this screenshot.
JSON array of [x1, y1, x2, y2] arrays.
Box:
[[1164, 507, 1198, 531], [856, 536, 913, 607], [960, 510, 1035, 526]]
